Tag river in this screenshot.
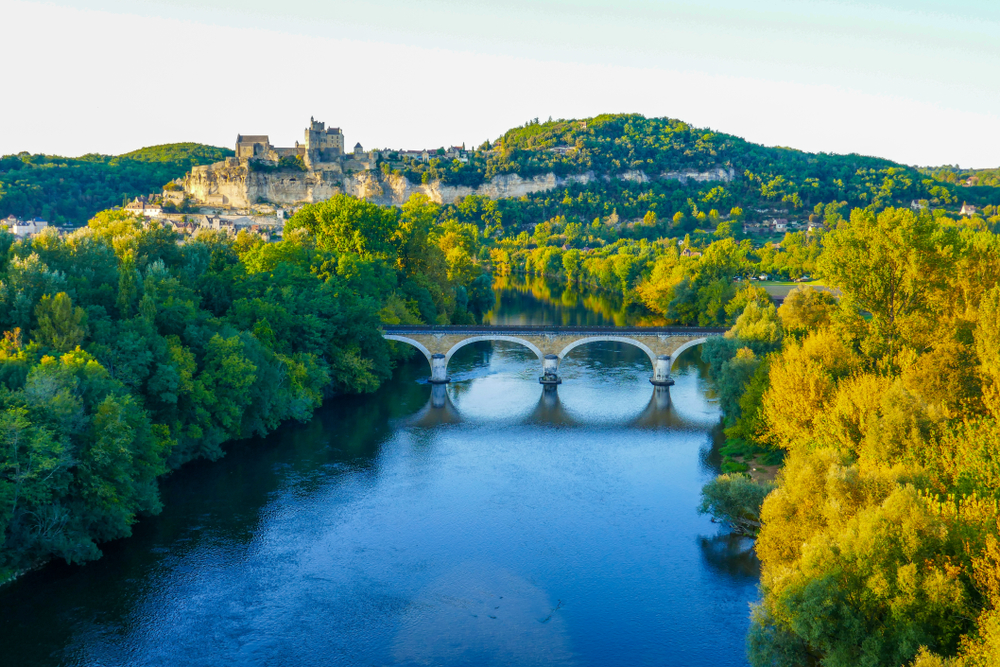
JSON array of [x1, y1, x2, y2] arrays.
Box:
[[0, 276, 759, 666]]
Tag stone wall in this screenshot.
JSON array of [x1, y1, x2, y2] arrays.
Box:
[[183, 162, 735, 210]]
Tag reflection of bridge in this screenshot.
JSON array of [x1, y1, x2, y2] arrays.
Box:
[[382, 325, 726, 385], [407, 383, 697, 429]]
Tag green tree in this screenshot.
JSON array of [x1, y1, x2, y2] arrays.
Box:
[[819, 207, 954, 355], [777, 286, 837, 332], [699, 473, 774, 535], [33, 292, 87, 351]]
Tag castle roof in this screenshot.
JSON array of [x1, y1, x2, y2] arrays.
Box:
[[238, 135, 270, 144], [354, 142, 363, 148]]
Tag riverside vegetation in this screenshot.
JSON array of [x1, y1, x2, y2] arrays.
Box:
[[487, 205, 1000, 666], [0, 194, 494, 580]]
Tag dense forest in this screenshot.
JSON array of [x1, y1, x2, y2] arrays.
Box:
[[394, 114, 1000, 222], [0, 144, 232, 225], [692, 207, 1000, 667], [0, 194, 493, 579]]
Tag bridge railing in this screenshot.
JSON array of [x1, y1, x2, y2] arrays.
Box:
[[381, 325, 728, 335]]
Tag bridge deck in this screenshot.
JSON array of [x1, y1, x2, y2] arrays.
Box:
[[381, 325, 727, 336]]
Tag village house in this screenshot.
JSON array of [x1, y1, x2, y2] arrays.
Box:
[[4, 216, 49, 238], [960, 202, 979, 217], [125, 196, 163, 217], [772, 218, 789, 232]]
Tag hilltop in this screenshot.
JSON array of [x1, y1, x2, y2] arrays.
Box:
[[1, 114, 997, 226], [0, 144, 233, 225]]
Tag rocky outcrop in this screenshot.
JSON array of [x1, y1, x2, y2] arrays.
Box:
[[183, 161, 735, 209]]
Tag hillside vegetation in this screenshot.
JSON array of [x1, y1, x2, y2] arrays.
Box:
[[0, 194, 493, 580], [0, 144, 232, 225], [4, 114, 997, 229], [397, 114, 1000, 221]]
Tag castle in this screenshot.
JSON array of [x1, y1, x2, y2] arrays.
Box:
[[233, 117, 376, 171], [179, 118, 381, 207], [174, 116, 732, 211]]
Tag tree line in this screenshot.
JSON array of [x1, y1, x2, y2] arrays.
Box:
[[694, 207, 1000, 666], [0, 194, 493, 580], [0, 144, 233, 226]]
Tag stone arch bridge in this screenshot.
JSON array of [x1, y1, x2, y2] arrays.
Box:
[[382, 325, 726, 385]]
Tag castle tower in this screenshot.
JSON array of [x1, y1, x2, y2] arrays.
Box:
[[304, 117, 345, 169]]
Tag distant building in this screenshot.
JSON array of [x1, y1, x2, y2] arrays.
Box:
[[8, 217, 48, 238], [125, 196, 162, 217], [960, 202, 979, 217], [910, 200, 927, 211], [235, 134, 272, 159], [772, 218, 789, 232]]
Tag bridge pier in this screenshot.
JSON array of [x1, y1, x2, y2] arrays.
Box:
[[429, 353, 450, 384], [650, 355, 675, 387], [539, 354, 562, 385]]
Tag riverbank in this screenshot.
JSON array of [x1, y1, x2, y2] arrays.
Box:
[[0, 278, 758, 667]]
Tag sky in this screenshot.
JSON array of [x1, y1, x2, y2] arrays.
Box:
[[2, 0, 998, 167]]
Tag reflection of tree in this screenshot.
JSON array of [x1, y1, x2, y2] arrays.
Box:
[[487, 274, 667, 327], [698, 533, 761, 581]]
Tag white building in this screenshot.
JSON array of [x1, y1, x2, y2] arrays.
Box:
[[7, 217, 48, 238], [125, 197, 163, 218]]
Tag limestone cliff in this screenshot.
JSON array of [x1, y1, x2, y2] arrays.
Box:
[[183, 159, 735, 209]]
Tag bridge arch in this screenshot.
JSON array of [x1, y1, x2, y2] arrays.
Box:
[[669, 337, 708, 369], [444, 335, 545, 367], [384, 334, 434, 367], [557, 336, 658, 369]]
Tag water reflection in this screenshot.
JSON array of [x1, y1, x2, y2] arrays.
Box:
[[487, 275, 668, 327], [404, 383, 464, 427], [698, 534, 762, 582], [0, 283, 759, 667], [411, 383, 707, 432], [392, 562, 575, 666]]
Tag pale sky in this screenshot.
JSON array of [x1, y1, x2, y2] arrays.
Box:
[[2, 0, 998, 167]]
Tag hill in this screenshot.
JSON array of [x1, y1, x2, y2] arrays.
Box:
[[0, 143, 233, 225], [2, 114, 998, 226], [398, 114, 999, 224]]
